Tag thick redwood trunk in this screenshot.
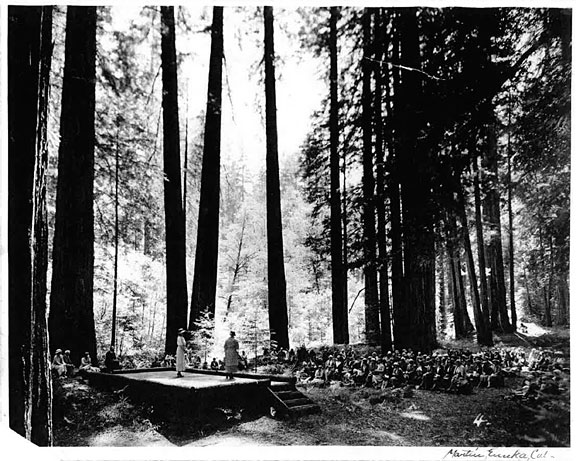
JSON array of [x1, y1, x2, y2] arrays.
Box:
[[9, 6, 54, 445], [472, 154, 492, 336], [361, 9, 381, 346], [438, 249, 448, 337], [506, 111, 517, 330], [446, 220, 472, 339], [395, 8, 436, 352], [264, 6, 290, 349], [49, 6, 98, 367], [482, 118, 512, 333], [160, 6, 189, 353], [329, 6, 349, 344], [374, 8, 392, 352], [457, 183, 493, 345], [387, 21, 404, 348], [189, 6, 224, 328]]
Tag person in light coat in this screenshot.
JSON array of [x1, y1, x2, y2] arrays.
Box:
[[176, 328, 187, 378], [224, 331, 239, 380]]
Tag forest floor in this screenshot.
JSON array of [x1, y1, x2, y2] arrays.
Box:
[[52, 324, 570, 448]]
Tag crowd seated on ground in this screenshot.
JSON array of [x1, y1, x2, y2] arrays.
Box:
[[51, 348, 103, 378], [283, 345, 567, 394]]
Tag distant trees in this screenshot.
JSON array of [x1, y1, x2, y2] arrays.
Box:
[[264, 6, 290, 349], [300, 6, 570, 349], [8, 5, 53, 446], [49, 6, 98, 366], [160, 6, 188, 354], [189, 6, 224, 329]]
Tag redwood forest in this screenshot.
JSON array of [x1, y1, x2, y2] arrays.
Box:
[[6, 4, 571, 449]]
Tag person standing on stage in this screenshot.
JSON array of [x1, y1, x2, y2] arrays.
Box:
[[224, 331, 239, 380], [176, 328, 187, 378]]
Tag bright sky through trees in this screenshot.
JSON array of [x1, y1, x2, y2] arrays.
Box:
[[110, 5, 325, 176]]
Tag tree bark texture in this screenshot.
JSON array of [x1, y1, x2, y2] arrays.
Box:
[[9, 5, 54, 445], [49, 6, 98, 367], [387, 18, 404, 348], [264, 6, 290, 349], [438, 248, 448, 337], [472, 153, 492, 337], [374, 8, 392, 352], [160, 6, 189, 353], [482, 116, 512, 333], [506, 108, 517, 330], [190, 6, 224, 328], [329, 6, 349, 344], [361, 9, 381, 346], [395, 8, 436, 352], [457, 184, 493, 345]]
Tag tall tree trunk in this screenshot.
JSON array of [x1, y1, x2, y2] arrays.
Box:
[[361, 9, 381, 346], [446, 216, 472, 339], [342, 136, 349, 315], [506, 104, 517, 330], [387, 18, 404, 348], [456, 249, 474, 334], [482, 115, 513, 333], [472, 153, 492, 336], [111, 127, 119, 350], [189, 6, 224, 328], [49, 6, 98, 367], [438, 247, 448, 338], [374, 8, 392, 352], [396, 8, 436, 352], [446, 239, 463, 337], [556, 274, 569, 325], [457, 182, 493, 345], [8, 5, 53, 445], [264, 6, 289, 349], [183, 87, 190, 217], [160, 6, 188, 353], [543, 239, 554, 327], [523, 269, 533, 316], [329, 6, 348, 344]]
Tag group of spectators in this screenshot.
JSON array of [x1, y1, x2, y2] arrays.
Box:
[[290, 345, 567, 394], [51, 347, 121, 378], [51, 349, 99, 378]]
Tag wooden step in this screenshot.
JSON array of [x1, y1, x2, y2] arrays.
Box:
[[267, 384, 320, 418], [283, 397, 311, 407], [270, 382, 293, 392], [275, 390, 301, 399], [287, 403, 321, 416]]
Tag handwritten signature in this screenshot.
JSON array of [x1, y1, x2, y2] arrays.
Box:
[[443, 448, 553, 460]]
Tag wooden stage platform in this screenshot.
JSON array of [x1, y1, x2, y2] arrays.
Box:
[[86, 368, 320, 419], [86, 368, 272, 418]]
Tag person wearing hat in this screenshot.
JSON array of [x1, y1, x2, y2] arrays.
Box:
[[51, 349, 67, 377], [223, 331, 239, 380], [63, 350, 75, 377], [176, 328, 187, 378]]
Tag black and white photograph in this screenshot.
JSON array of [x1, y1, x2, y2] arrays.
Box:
[[1, 0, 572, 458]]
